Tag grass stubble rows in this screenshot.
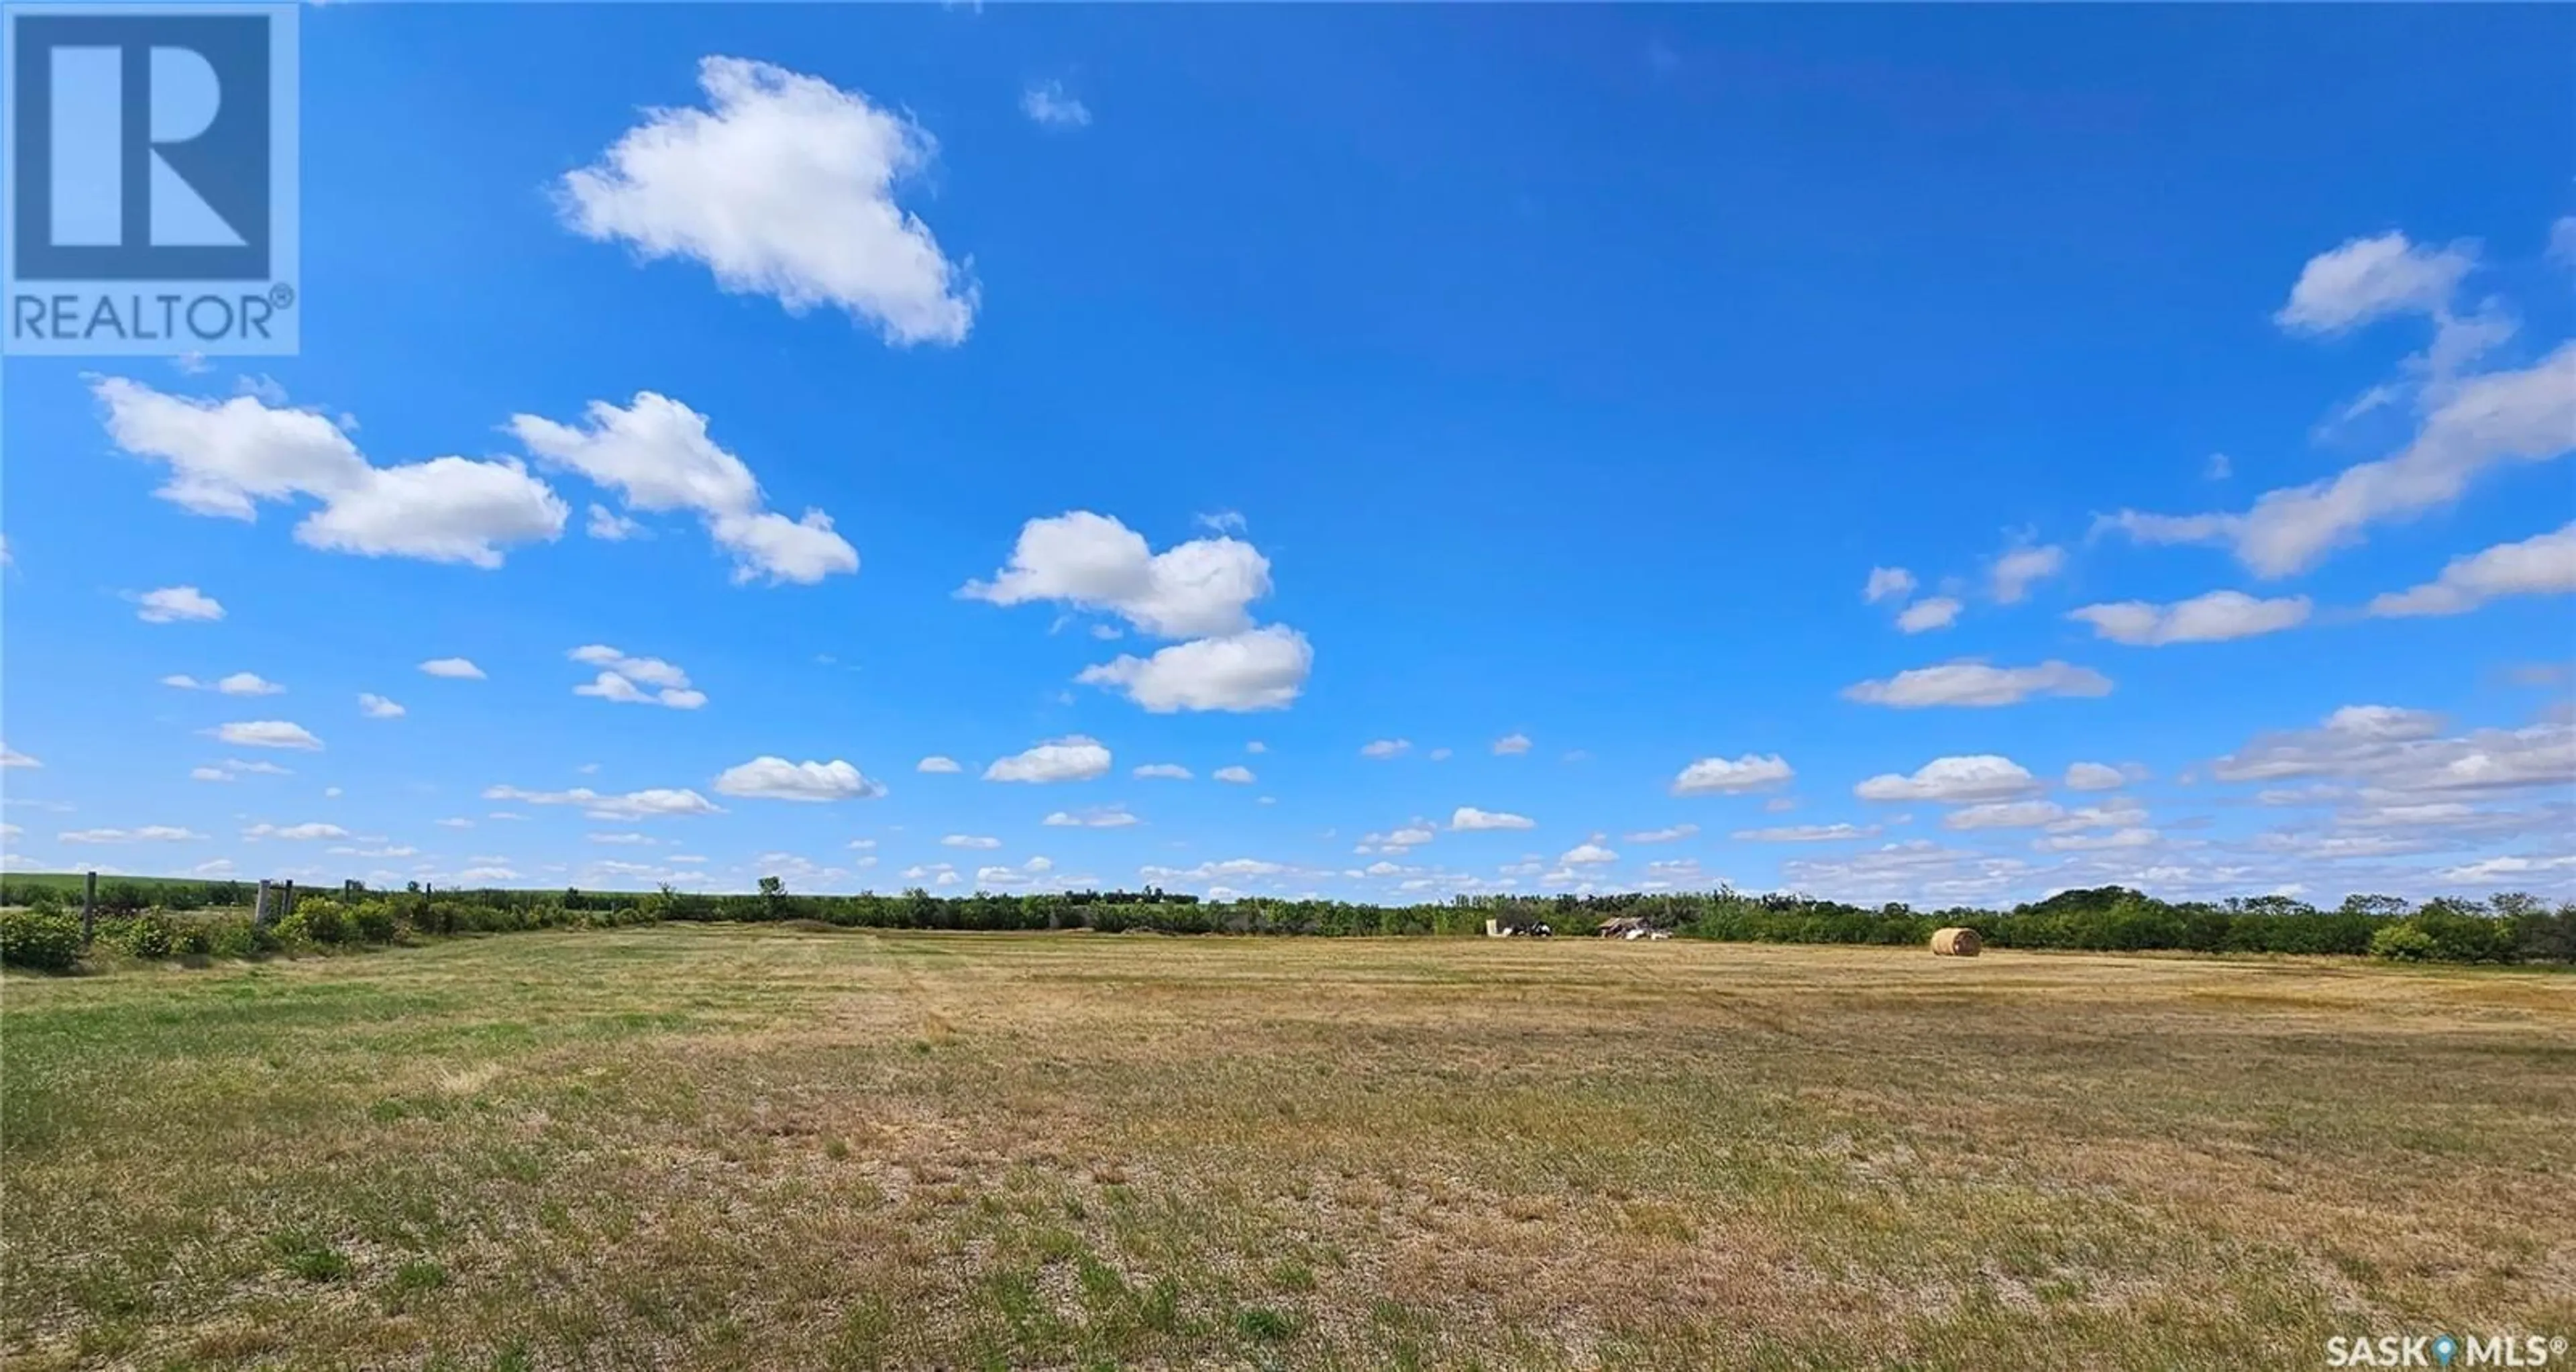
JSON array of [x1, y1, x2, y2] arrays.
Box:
[[3, 927, 2571, 1369]]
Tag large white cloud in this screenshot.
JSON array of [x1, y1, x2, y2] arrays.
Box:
[[511, 392, 857, 585], [963, 511, 1272, 638], [968, 512, 1313, 713], [1670, 754, 1794, 795], [2368, 522, 2576, 618], [1855, 755, 2042, 804], [2068, 590, 2312, 646], [983, 736, 1112, 784], [1077, 627, 1312, 713], [1842, 659, 2112, 708], [712, 757, 885, 802], [556, 56, 976, 346], [95, 379, 566, 568]]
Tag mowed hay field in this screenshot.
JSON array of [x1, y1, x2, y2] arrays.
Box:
[[5, 929, 2574, 1370]]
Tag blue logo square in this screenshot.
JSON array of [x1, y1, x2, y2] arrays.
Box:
[[4, 3, 299, 354]]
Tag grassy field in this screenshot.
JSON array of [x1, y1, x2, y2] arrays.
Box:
[[4, 928, 2572, 1369]]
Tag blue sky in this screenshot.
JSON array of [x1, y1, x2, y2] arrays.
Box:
[[4, 4, 2571, 906]]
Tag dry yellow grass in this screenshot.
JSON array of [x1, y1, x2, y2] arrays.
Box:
[[5, 927, 2573, 1369]]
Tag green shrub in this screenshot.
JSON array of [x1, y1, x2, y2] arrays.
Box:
[[205, 916, 264, 961], [349, 901, 398, 945], [277, 898, 350, 947], [0, 909, 84, 972], [171, 918, 216, 957], [2369, 922, 2437, 962], [118, 914, 178, 960]]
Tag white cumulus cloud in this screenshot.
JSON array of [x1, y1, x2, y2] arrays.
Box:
[[985, 736, 1112, 784], [132, 585, 225, 623], [1855, 755, 2043, 804], [1670, 754, 1794, 795], [2367, 522, 2576, 618], [95, 379, 566, 568], [712, 757, 885, 802], [1450, 807, 1534, 831], [2068, 591, 2312, 645], [556, 56, 975, 346], [208, 720, 322, 751], [1843, 659, 2112, 708], [420, 658, 486, 680], [511, 393, 858, 586]]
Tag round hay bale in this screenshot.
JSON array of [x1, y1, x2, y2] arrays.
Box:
[[1930, 926, 1982, 957]]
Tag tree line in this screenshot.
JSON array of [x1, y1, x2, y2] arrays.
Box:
[[3, 876, 2569, 972]]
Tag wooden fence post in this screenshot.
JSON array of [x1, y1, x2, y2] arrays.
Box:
[[254, 879, 272, 928], [281, 880, 296, 922], [82, 870, 97, 944]]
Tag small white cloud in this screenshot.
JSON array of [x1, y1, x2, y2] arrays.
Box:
[[1862, 566, 1915, 604], [1213, 765, 1256, 784], [1245, 741, 1268, 755], [1842, 659, 2112, 708], [2367, 522, 2576, 619], [241, 821, 349, 841], [1076, 627, 1311, 713], [161, 674, 204, 690], [1894, 597, 1961, 634], [60, 825, 205, 843], [133, 585, 225, 623], [1990, 543, 2065, 604], [712, 757, 885, 802], [984, 735, 1112, 784], [916, 755, 963, 774], [1624, 823, 1697, 843], [1, 745, 41, 770], [941, 833, 1002, 849], [1731, 823, 1879, 843], [513, 395, 859, 585], [2205, 452, 2233, 481], [586, 503, 645, 540], [483, 784, 723, 819], [1359, 739, 1411, 759], [420, 657, 486, 680], [2275, 231, 2475, 335], [1492, 732, 1532, 756], [1044, 806, 1138, 829], [2062, 761, 2132, 792], [207, 720, 323, 751], [1020, 80, 1091, 129], [1558, 841, 1618, 866], [2068, 591, 2311, 645], [1450, 806, 1534, 831], [358, 692, 405, 719], [1133, 763, 1192, 780], [1670, 754, 1794, 795], [215, 671, 283, 696]]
